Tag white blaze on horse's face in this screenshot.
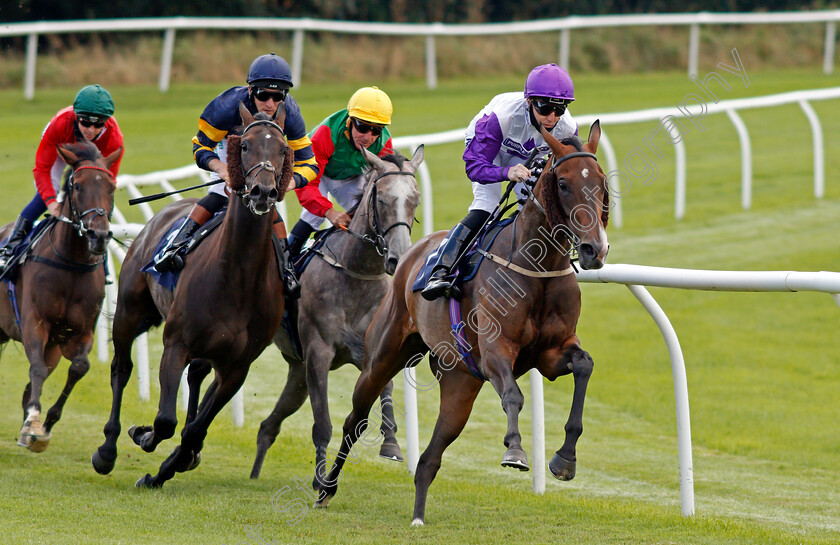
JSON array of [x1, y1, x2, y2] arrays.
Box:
[[581, 168, 589, 178]]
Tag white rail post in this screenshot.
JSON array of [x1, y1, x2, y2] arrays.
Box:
[[674, 138, 687, 220], [232, 389, 244, 428], [158, 28, 176, 92], [529, 368, 546, 494], [425, 33, 437, 90], [688, 23, 700, 77], [292, 28, 304, 88], [824, 21, 836, 75], [559, 28, 570, 69], [626, 284, 694, 516], [725, 109, 752, 210], [24, 32, 38, 100], [136, 333, 150, 402], [798, 99, 825, 199]]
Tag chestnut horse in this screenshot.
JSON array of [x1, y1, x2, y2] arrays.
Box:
[[314, 121, 609, 525], [0, 141, 119, 452], [91, 104, 292, 488]]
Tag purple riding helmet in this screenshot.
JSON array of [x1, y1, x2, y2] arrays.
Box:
[[524, 63, 575, 103]]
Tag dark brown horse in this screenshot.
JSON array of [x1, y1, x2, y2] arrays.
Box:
[[0, 141, 119, 452], [91, 104, 293, 487], [314, 121, 609, 525], [251, 146, 424, 483]]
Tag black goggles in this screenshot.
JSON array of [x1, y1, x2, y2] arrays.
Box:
[[253, 88, 288, 102], [78, 119, 105, 129], [531, 99, 568, 117], [351, 117, 383, 137]]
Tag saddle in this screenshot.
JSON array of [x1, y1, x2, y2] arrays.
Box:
[[0, 217, 57, 282]]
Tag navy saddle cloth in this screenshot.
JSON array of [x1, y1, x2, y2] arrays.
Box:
[[411, 216, 516, 293]]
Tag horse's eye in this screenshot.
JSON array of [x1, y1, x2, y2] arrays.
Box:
[[558, 181, 568, 193], [240, 142, 248, 152], [74, 183, 81, 191]]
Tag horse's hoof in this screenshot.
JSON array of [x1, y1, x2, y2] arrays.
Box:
[[314, 494, 332, 509], [410, 518, 425, 527], [379, 441, 404, 462], [548, 452, 577, 481], [91, 449, 116, 475], [17, 432, 34, 448], [127, 425, 156, 452], [134, 473, 161, 489], [27, 433, 51, 453], [501, 448, 529, 471]]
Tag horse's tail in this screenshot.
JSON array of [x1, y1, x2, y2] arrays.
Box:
[[340, 328, 365, 364]]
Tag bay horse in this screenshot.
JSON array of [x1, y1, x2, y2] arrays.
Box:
[[0, 141, 119, 452], [250, 145, 424, 483], [90, 104, 293, 488], [314, 121, 609, 525]]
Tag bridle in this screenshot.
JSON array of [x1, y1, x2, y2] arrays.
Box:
[[57, 164, 115, 239], [340, 169, 417, 257], [522, 151, 599, 218], [235, 118, 287, 205]]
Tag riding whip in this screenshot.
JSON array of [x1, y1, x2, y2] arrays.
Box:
[[128, 179, 224, 206]]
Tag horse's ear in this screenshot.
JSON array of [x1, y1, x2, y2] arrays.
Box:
[[272, 101, 286, 131], [104, 147, 123, 172], [586, 120, 601, 154], [408, 144, 425, 171], [56, 145, 79, 166], [540, 126, 566, 158], [360, 145, 387, 172], [226, 135, 244, 191], [238, 102, 254, 126]]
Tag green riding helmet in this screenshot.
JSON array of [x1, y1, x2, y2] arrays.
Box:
[[73, 84, 115, 124]]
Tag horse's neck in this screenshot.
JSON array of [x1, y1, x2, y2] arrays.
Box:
[[48, 214, 90, 261], [507, 198, 573, 272], [216, 198, 276, 276], [334, 195, 386, 275]]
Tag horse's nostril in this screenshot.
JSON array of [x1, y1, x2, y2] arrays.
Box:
[[580, 244, 596, 258], [249, 185, 262, 198], [268, 188, 279, 201]]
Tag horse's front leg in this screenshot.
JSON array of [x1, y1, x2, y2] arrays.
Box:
[[304, 341, 337, 490], [19, 322, 54, 452], [483, 340, 528, 471], [128, 342, 189, 454], [44, 335, 94, 433], [549, 347, 594, 481]]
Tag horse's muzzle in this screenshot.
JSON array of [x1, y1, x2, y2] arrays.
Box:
[[578, 241, 607, 270], [86, 228, 113, 255], [246, 184, 280, 215]]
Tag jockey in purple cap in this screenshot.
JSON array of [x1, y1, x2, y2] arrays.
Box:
[[421, 63, 578, 301]]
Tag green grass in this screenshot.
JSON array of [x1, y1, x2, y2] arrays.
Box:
[[0, 67, 839, 544]]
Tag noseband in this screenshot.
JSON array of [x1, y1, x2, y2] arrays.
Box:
[[58, 165, 115, 239], [342, 169, 417, 257]]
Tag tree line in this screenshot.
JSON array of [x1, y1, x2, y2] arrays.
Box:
[[1, 1, 831, 24]]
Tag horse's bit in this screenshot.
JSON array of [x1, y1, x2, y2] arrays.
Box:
[[236, 119, 287, 200], [58, 165, 115, 239]]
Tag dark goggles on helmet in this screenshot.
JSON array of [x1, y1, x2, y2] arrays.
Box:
[[531, 98, 568, 117], [253, 87, 288, 102], [351, 117, 383, 137]]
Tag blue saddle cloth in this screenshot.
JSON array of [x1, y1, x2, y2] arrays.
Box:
[[291, 228, 334, 278], [410, 216, 515, 293], [140, 217, 187, 292], [1, 217, 56, 282]]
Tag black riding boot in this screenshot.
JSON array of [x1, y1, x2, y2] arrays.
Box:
[[0, 216, 34, 273], [420, 223, 475, 301], [280, 238, 301, 300], [153, 218, 201, 273], [287, 220, 315, 260]]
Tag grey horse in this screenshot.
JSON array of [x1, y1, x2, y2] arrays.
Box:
[[250, 145, 424, 484]]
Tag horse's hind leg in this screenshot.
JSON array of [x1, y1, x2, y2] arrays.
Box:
[[377, 380, 404, 462], [252, 358, 307, 479], [549, 348, 594, 481], [136, 364, 251, 489], [412, 366, 482, 526]]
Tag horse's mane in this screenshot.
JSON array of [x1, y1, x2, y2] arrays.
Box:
[[560, 136, 584, 151], [379, 152, 408, 169], [63, 141, 102, 163]]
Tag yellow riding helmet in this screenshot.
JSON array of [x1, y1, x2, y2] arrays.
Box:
[[347, 86, 392, 125]]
